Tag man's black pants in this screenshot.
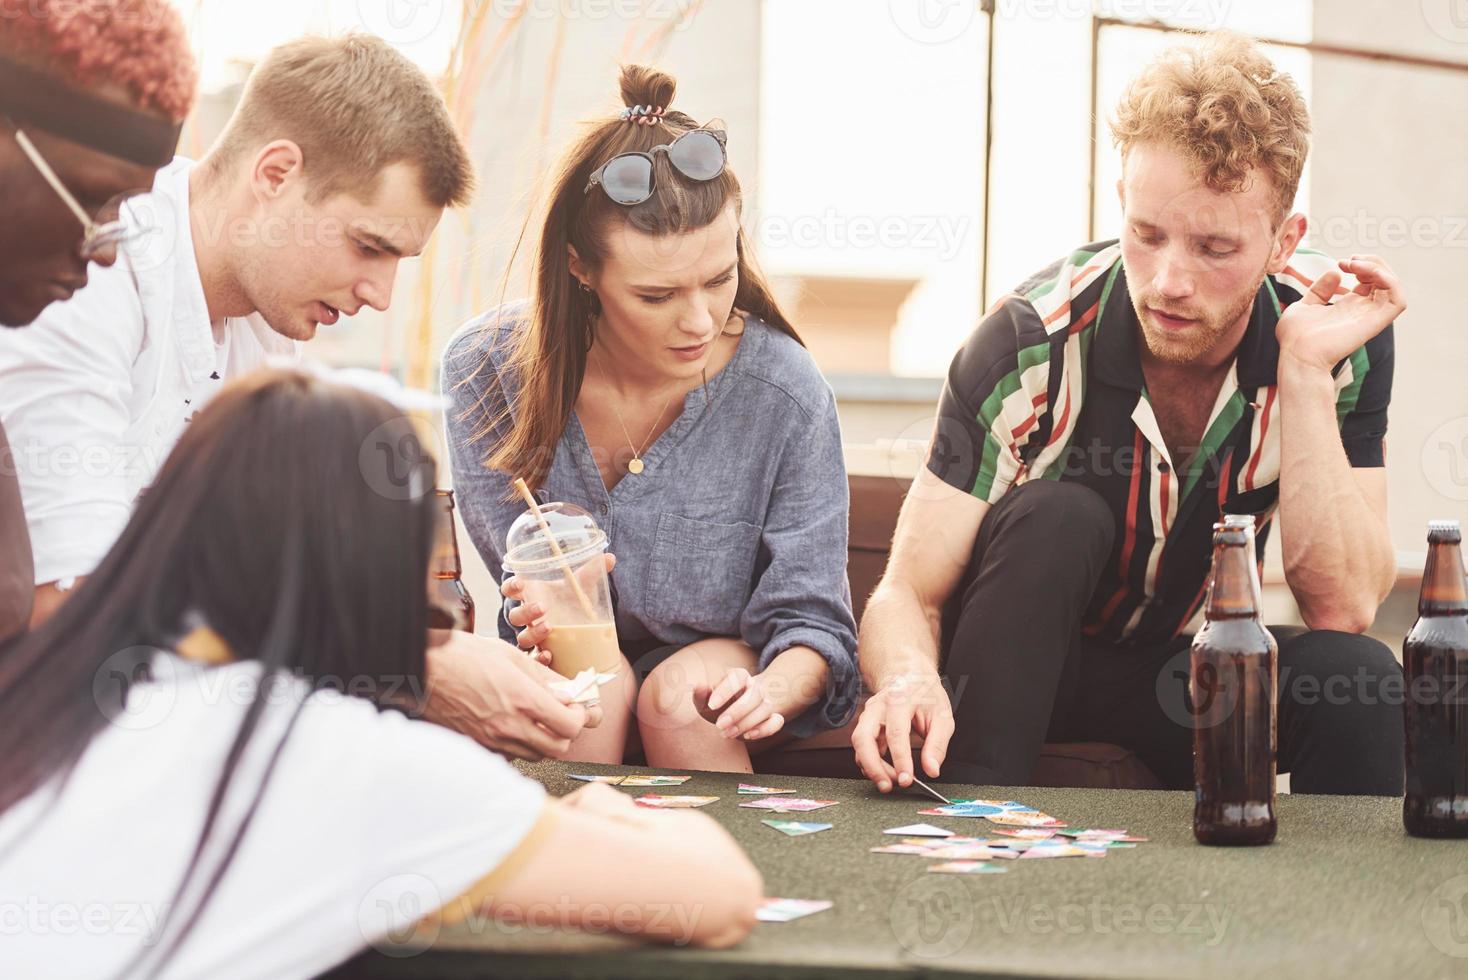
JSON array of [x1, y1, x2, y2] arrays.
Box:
[[938, 480, 1405, 795]]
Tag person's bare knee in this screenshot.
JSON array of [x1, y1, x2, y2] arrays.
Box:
[[636, 640, 756, 740], [637, 654, 709, 737]]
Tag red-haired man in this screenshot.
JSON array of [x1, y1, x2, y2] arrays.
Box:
[[0, 0, 197, 640]]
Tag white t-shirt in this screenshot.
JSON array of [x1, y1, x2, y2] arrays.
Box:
[[0, 653, 547, 980], [0, 157, 296, 584]]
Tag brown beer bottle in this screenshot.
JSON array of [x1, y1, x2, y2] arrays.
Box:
[[1192, 518, 1278, 845], [428, 489, 476, 633], [1403, 520, 1468, 838]]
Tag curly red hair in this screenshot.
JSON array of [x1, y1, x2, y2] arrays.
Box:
[[0, 0, 197, 121], [1111, 32, 1310, 224]]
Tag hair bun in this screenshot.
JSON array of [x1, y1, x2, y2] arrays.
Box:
[[618, 64, 676, 114]]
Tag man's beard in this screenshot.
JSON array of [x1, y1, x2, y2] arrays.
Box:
[[1131, 274, 1263, 365]]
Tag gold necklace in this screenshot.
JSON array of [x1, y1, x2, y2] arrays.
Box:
[[591, 349, 675, 476]]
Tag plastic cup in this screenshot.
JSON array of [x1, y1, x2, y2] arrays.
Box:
[[503, 502, 621, 678]]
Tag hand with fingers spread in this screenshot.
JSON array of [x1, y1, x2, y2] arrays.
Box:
[[1276, 254, 1406, 375], [697, 667, 786, 742], [422, 630, 602, 761], [851, 669, 955, 793], [502, 553, 618, 667]]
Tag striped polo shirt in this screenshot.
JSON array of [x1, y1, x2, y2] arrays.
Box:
[[928, 240, 1394, 647]]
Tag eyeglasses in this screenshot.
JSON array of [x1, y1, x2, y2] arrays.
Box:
[[583, 129, 727, 206], [9, 122, 145, 261]]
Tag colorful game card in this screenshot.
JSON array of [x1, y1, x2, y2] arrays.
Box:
[[618, 775, 693, 787], [900, 836, 986, 848], [992, 827, 1058, 840], [738, 798, 839, 813], [883, 823, 953, 837], [925, 844, 1013, 861], [738, 784, 797, 795], [1056, 828, 1149, 842], [633, 794, 719, 808], [757, 898, 833, 923], [762, 820, 832, 837], [928, 861, 1009, 875], [1016, 842, 1095, 859], [985, 811, 1066, 828]]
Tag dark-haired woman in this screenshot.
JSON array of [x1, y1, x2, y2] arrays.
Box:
[[444, 65, 858, 772], [0, 368, 761, 979]]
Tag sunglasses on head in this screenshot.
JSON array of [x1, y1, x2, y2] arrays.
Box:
[[583, 128, 728, 206]]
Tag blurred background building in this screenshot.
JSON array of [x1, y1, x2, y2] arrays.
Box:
[[171, 0, 1468, 637]]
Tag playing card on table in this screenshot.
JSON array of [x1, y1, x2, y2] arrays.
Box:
[[1056, 828, 1148, 842], [918, 800, 1035, 819], [762, 820, 832, 837], [633, 794, 719, 809], [985, 811, 1066, 828], [900, 836, 987, 848], [928, 861, 1009, 875], [738, 784, 797, 795], [992, 827, 1058, 840], [618, 774, 693, 787], [738, 797, 839, 813], [546, 668, 619, 705], [757, 898, 833, 923], [1016, 842, 1097, 859], [870, 844, 935, 856], [925, 845, 1010, 861], [883, 823, 953, 838], [568, 774, 626, 784]]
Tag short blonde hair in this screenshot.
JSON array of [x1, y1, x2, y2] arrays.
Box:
[[1111, 31, 1309, 223], [208, 34, 473, 207]]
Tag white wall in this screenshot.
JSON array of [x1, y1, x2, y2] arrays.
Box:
[[1310, 0, 1468, 565]]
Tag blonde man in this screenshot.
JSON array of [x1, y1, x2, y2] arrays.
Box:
[[0, 33, 602, 765], [854, 33, 1407, 796], [0, 34, 471, 622]]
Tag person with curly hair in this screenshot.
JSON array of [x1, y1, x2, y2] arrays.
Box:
[[854, 32, 1407, 798], [0, 0, 197, 640]]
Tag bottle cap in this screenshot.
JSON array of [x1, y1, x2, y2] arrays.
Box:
[[1427, 519, 1462, 543]]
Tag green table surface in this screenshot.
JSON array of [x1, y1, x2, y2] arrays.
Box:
[[331, 761, 1468, 980]]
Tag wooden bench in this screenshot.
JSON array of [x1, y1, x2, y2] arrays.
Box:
[[753, 474, 1164, 790]]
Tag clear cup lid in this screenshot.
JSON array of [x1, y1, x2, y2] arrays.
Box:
[[505, 501, 607, 572]]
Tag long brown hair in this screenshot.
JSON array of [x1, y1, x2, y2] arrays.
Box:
[[472, 64, 799, 492], [0, 368, 437, 977]]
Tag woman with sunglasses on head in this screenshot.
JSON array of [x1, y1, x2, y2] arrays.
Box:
[[444, 65, 859, 772], [0, 367, 761, 979]]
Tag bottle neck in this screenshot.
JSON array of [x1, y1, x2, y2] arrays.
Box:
[[1419, 539, 1468, 616], [431, 490, 463, 578], [1205, 539, 1263, 621]]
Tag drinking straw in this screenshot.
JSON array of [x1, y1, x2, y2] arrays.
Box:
[[512, 478, 597, 618]]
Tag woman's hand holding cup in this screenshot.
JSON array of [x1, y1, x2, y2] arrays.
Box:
[[503, 553, 618, 667]]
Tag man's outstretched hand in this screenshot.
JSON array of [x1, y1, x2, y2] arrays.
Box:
[[851, 670, 954, 793]]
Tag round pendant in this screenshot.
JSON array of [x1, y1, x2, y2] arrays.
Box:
[[627, 457, 645, 475]]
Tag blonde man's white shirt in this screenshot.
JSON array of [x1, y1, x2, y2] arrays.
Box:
[[0, 157, 296, 585]]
